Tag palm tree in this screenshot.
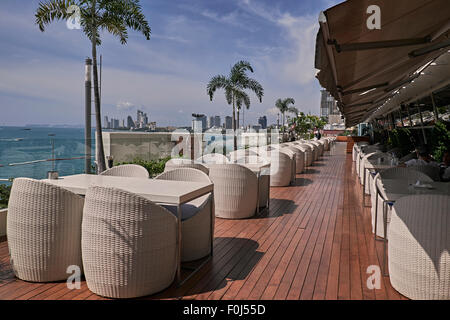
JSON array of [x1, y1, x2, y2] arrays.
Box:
[[207, 61, 264, 150], [275, 98, 296, 130], [35, 0, 151, 173]]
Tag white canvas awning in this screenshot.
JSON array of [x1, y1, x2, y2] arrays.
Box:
[[315, 0, 450, 126]]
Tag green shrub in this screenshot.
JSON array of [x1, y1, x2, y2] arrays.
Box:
[[0, 184, 11, 209], [117, 157, 172, 178], [430, 121, 450, 162]]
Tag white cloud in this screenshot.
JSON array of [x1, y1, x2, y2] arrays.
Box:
[[238, 0, 319, 86], [266, 107, 279, 116], [116, 101, 135, 110]]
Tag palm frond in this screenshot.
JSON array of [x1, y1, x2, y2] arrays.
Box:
[[235, 90, 251, 110], [207, 75, 229, 101], [35, 0, 75, 32]]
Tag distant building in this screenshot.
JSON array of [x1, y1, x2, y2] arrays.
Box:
[[258, 116, 267, 129], [320, 89, 344, 126], [214, 116, 221, 128], [103, 116, 110, 129], [225, 116, 233, 129], [149, 122, 157, 131], [127, 116, 134, 129], [320, 89, 340, 119], [192, 114, 207, 132], [208, 116, 214, 129], [252, 124, 262, 131], [136, 110, 148, 129]]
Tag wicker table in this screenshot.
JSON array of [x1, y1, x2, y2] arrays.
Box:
[[44, 174, 214, 286]]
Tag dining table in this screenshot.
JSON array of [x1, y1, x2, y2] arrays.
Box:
[[43, 173, 214, 286]]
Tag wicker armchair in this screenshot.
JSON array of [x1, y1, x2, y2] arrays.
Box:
[[155, 168, 214, 262], [235, 156, 270, 208], [7, 178, 84, 282], [259, 150, 292, 187], [301, 141, 319, 161], [196, 153, 229, 164], [388, 194, 450, 300], [229, 149, 258, 162], [208, 164, 258, 219], [370, 168, 433, 238], [282, 145, 305, 174], [294, 143, 313, 167], [82, 186, 177, 298], [164, 158, 209, 175], [412, 165, 441, 182], [361, 152, 394, 192], [100, 164, 149, 178]]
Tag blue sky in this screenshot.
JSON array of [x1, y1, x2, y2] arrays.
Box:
[[0, 0, 341, 127]]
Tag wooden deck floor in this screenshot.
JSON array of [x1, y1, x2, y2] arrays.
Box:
[[0, 142, 406, 300]]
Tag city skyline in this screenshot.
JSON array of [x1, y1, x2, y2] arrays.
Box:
[[0, 0, 341, 127]]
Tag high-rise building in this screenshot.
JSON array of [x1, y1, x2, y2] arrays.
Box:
[[225, 116, 232, 129], [103, 116, 110, 129], [136, 110, 149, 129], [192, 114, 207, 132], [208, 116, 214, 129], [214, 116, 221, 128], [320, 89, 344, 125], [258, 116, 267, 129], [127, 116, 134, 129], [320, 89, 340, 118]]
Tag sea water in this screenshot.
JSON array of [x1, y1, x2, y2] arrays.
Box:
[[0, 126, 95, 182]]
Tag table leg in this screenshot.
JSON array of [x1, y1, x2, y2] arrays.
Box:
[[382, 201, 389, 276], [374, 189, 378, 240], [256, 172, 260, 214], [176, 204, 182, 284], [362, 167, 366, 206]]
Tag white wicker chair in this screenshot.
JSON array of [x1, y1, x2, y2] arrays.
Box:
[[164, 158, 209, 175], [259, 150, 292, 187], [362, 152, 394, 192], [155, 168, 214, 262], [196, 153, 229, 164], [100, 164, 149, 178], [411, 165, 441, 182], [7, 178, 84, 282], [82, 186, 177, 298], [282, 146, 304, 174], [208, 164, 258, 219], [295, 143, 313, 167], [228, 149, 258, 162], [388, 194, 450, 300], [302, 141, 319, 162], [235, 156, 270, 208], [370, 168, 434, 238]]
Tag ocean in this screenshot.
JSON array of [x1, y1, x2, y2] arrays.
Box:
[[0, 126, 95, 183]]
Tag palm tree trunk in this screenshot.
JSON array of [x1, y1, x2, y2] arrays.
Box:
[[237, 109, 240, 130], [232, 96, 237, 151], [92, 36, 106, 173]]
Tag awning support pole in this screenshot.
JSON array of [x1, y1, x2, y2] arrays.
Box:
[[406, 104, 414, 127], [430, 92, 440, 122], [417, 105, 428, 145]]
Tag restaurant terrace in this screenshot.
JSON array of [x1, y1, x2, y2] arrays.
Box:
[[0, 0, 449, 301]]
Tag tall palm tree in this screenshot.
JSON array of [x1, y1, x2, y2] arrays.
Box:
[[35, 0, 151, 173], [207, 61, 264, 150], [275, 98, 296, 129]]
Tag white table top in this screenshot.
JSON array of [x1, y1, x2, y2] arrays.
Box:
[[43, 174, 213, 205], [377, 178, 450, 201]]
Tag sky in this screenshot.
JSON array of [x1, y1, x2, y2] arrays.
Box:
[[0, 0, 342, 127]]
